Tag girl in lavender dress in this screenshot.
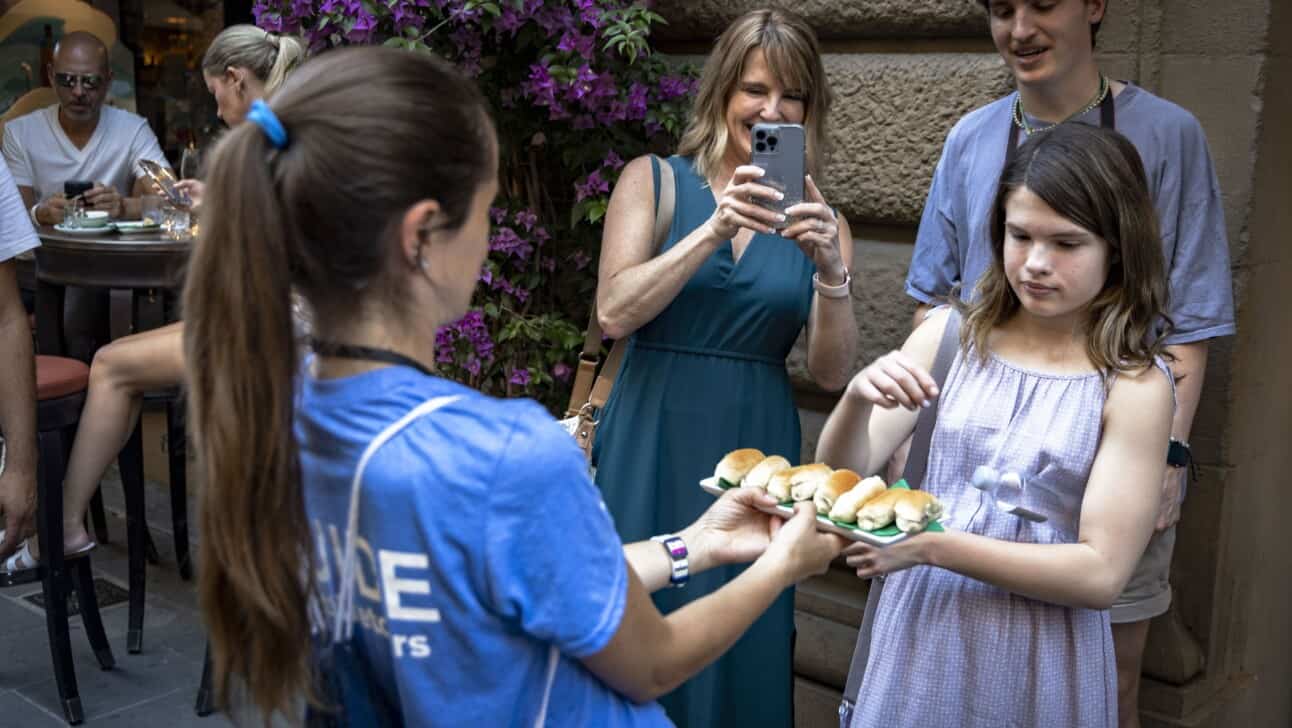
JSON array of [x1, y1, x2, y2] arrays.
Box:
[[817, 123, 1175, 728]]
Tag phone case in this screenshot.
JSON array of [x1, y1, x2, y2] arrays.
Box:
[[750, 123, 805, 229]]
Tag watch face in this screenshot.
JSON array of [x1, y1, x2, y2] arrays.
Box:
[[1167, 440, 1191, 467]]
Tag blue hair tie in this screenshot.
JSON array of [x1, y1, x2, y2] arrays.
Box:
[[246, 99, 289, 149]]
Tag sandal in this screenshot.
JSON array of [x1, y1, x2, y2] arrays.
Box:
[[0, 538, 96, 574]]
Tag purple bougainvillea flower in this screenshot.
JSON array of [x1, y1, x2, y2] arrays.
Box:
[[514, 209, 538, 231], [552, 362, 572, 382], [603, 150, 624, 170], [509, 367, 531, 386]]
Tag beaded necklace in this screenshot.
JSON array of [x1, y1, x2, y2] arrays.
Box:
[[1012, 75, 1110, 136]]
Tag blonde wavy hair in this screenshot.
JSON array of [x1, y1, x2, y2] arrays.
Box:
[[677, 8, 832, 181], [962, 123, 1172, 376]]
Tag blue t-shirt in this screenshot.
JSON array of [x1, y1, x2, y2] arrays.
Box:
[[296, 365, 671, 727], [906, 83, 1235, 345]]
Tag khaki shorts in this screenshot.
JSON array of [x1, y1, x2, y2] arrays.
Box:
[[1111, 525, 1175, 623]]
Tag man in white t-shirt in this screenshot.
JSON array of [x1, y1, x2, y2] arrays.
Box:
[[2, 31, 169, 225], [0, 158, 39, 562]]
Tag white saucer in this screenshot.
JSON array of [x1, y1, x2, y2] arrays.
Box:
[[52, 223, 115, 236]]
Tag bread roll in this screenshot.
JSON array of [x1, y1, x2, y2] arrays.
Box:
[[894, 490, 945, 533], [767, 464, 829, 501], [813, 469, 862, 514], [789, 464, 834, 502], [856, 488, 905, 531], [714, 448, 766, 486], [743, 455, 791, 490], [827, 475, 887, 522]]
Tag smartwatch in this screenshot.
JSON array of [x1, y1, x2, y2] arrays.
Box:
[[1167, 438, 1191, 468], [650, 534, 689, 588]]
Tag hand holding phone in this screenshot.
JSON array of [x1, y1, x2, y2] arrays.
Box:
[[750, 123, 806, 230], [708, 166, 787, 240], [63, 179, 94, 199]]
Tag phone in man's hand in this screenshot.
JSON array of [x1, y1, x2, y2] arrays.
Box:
[[63, 180, 94, 199], [750, 122, 805, 230]]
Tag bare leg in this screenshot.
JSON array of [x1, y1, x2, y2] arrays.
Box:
[[1112, 619, 1151, 728], [38, 322, 186, 556]]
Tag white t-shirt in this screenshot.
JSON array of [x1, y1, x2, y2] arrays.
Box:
[[2, 105, 170, 201], [0, 157, 39, 262]]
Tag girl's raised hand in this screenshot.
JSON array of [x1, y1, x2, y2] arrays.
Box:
[[846, 350, 940, 411]]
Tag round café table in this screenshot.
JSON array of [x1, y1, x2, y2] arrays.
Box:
[[33, 224, 190, 656]]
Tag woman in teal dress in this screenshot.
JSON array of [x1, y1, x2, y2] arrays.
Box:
[[593, 9, 859, 727]]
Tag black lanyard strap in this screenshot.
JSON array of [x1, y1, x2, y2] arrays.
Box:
[[310, 339, 434, 377], [1005, 85, 1116, 167]]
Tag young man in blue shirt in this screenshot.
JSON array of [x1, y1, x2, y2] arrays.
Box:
[[904, 2, 1234, 725]]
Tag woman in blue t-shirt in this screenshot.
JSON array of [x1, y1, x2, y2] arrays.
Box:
[[181, 46, 845, 726]]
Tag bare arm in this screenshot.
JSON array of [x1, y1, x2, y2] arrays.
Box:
[[816, 309, 948, 473], [585, 504, 842, 703], [596, 157, 786, 340], [801, 201, 858, 391], [1155, 340, 1208, 528], [912, 302, 934, 332], [0, 260, 36, 557], [848, 363, 1174, 609]]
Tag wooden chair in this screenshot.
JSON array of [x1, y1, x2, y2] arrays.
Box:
[[1, 355, 115, 725]]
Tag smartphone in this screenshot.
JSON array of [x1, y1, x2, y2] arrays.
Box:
[[750, 122, 805, 230], [64, 179, 94, 198]]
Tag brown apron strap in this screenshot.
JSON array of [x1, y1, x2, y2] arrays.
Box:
[[565, 155, 675, 416], [840, 308, 962, 723]]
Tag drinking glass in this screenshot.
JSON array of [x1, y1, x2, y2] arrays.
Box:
[[141, 195, 164, 226], [63, 196, 84, 228], [180, 144, 201, 181], [162, 203, 192, 241]]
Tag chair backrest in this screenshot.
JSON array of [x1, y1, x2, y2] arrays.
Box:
[[1, 87, 58, 138]]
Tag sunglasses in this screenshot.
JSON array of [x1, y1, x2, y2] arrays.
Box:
[[54, 72, 104, 91]]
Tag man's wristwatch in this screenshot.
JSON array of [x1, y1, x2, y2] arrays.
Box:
[[650, 534, 689, 588], [1167, 438, 1191, 468]]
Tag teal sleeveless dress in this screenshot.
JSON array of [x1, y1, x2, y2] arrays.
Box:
[[593, 155, 815, 728]]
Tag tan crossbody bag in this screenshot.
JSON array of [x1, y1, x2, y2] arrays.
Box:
[[560, 155, 675, 465]]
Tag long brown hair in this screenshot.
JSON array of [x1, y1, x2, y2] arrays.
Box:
[[963, 122, 1171, 374], [183, 46, 493, 720], [677, 8, 833, 180]]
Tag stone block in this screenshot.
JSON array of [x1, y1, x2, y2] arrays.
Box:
[[820, 54, 1014, 226], [796, 561, 870, 628], [1095, 0, 1144, 55], [794, 611, 858, 688], [794, 677, 844, 728], [1159, 0, 1271, 56], [653, 0, 987, 42], [1156, 55, 1263, 262]]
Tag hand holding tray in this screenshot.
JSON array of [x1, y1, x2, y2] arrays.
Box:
[[699, 477, 944, 547]]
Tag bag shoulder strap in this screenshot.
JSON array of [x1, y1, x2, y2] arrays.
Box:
[[901, 306, 963, 490], [331, 394, 460, 642], [565, 154, 675, 415], [839, 307, 962, 714]]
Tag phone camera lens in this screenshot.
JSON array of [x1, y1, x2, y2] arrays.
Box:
[[755, 129, 766, 140], [768, 136, 779, 147], [755, 142, 767, 152]]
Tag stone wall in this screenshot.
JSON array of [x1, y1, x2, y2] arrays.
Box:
[[652, 1, 1290, 726]]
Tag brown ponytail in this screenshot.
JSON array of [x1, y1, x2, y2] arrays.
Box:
[[183, 46, 494, 721]]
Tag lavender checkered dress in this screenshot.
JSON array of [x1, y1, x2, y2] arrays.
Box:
[[849, 346, 1163, 728]]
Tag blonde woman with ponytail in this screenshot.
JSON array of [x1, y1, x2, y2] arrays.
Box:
[[0, 25, 305, 574], [175, 24, 306, 207]]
